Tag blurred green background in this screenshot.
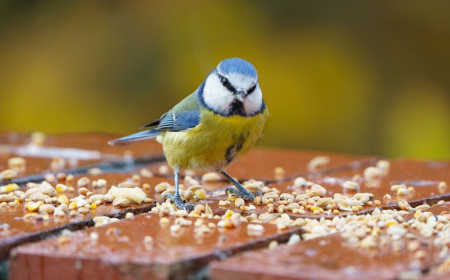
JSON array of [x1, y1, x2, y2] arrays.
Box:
[[1, 1, 449, 159]]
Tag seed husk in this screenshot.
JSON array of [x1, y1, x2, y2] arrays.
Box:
[[78, 207, 90, 215], [140, 168, 154, 177], [143, 235, 153, 244], [415, 250, 427, 259], [293, 177, 307, 188], [55, 184, 68, 192], [87, 168, 102, 176], [314, 197, 331, 209], [219, 200, 231, 206], [268, 240, 278, 249], [8, 157, 26, 171], [398, 200, 410, 211], [158, 165, 170, 175], [195, 189, 206, 200], [391, 183, 406, 191], [274, 167, 285, 178], [113, 196, 132, 207], [176, 210, 188, 217], [376, 160, 390, 171], [364, 167, 382, 179], [77, 177, 91, 188], [160, 217, 170, 225], [194, 204, 205, 214], [30, 193, 51, 202], [244, 184, 262, 194], [155, 182, 170, 193], [89, 194, 105, 203], [39, 204, 55, 213], [0, 169, 17, 180], [56, 173, 67, 181], [438, 181, 447, 192], [78, 187, 89, 196], [45, 173, 56, 182], [415, 204, 430, 211], [125, 212, 134, 219], [118, 181, 135, 188], [310, 184, 327, 196], [69, 210, 78, 216], [343, 181, 360, 192], [235, 198, 245, 207], [94, 179, 106, 188], [66, 174, 74, 184], [26, 201, 43, 211], [109, 186, 147, 204], [0, 194, 13, 202], [170, 224, 181, 232], [202, 172, 221, 182], [38, 181, 57, 197], [307, 156, 330, 170], [93, 216, 110, 224], [54, 208, 66, 217], [407, 240, 421, 252]]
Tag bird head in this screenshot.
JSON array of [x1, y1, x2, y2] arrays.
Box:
[[201, 58, 264, 116]]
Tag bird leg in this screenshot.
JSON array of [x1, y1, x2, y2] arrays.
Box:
[[162, 169, 195, 211], [222, 171, 262, 202]]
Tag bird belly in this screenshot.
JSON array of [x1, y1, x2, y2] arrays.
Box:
[[161, 110, 268, 172]]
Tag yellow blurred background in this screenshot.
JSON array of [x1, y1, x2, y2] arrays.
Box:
[[1, 1, 449, 159]]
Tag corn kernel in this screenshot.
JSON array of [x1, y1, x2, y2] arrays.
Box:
[[311, 206, 323, 213], [26, 201, 43, 211], [6, 184, 19, 192], [195, 189, 206, 200], [386, 220, 398, 227], [56, 184, 68, 192], [224, 210, 235, 219]]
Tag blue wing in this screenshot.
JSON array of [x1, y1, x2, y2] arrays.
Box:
[[108, 110, 200, 146], [156, 110, 200, 132]]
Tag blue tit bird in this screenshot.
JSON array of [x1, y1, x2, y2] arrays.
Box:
[[109, 58, 268, 211]]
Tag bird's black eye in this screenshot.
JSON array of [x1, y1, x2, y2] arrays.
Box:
[[247, 84, 257, 95], [221, 77, 230, 87]]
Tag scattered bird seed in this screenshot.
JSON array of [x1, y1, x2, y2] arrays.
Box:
[[77, 177, 91, 188], [125, 212, 134, 219], [307, 156, 330, 170], [202, 172, 221, 182], [363, 167, 382, 180], [268, 240, 278, 249]]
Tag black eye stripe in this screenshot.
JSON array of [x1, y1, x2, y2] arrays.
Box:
[[217, 73, 237, 94], [247, 84, 257, 95]]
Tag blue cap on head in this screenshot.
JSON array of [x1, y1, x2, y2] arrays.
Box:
[[217, 58, 257, 78]]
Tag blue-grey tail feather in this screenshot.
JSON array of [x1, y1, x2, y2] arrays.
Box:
[[108, 130, 160, 146]]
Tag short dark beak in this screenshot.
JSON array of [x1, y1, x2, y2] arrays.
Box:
[[235, 90, 246, 102]]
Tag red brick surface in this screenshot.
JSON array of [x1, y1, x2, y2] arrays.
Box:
[[1, 132, 450, 279]]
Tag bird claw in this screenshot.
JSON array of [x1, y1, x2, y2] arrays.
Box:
[[226, 187, 261, 202], [162, 193, 195, 211]]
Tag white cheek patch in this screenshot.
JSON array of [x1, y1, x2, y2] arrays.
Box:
[[202, 73, 263, 116], [244, 87, 263, 115], [203, 75, 234, 115]]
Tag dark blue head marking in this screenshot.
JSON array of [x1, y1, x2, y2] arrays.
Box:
[[218, 58, 257, 78]]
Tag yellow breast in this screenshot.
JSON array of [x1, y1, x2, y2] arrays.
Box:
[[161, 108, 268, 172]]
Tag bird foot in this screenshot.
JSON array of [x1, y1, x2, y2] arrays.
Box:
[[226, 187, 261, 203], [162, 193, 195, 211]]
